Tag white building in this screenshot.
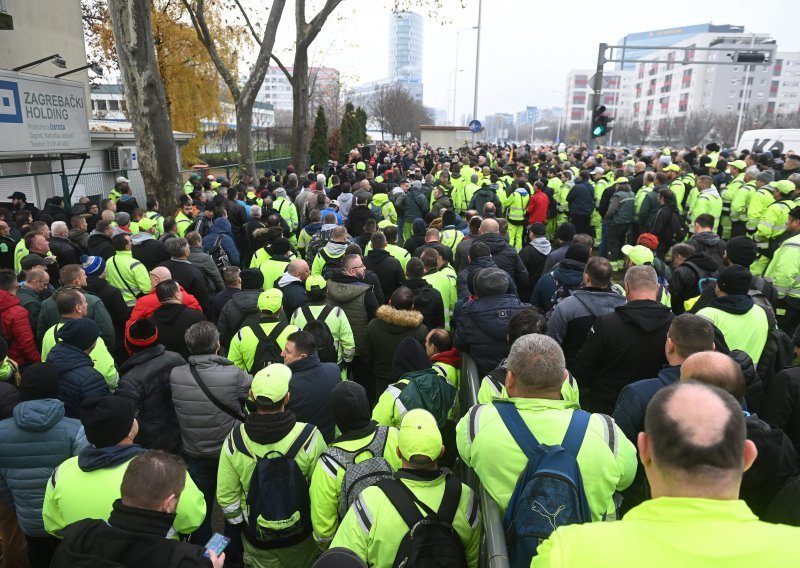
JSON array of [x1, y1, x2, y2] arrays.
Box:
[[258, 66, 341, 112], [563, 69, 634, 128]]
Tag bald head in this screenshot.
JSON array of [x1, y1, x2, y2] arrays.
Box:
[[150, 266, 172, 286], [287, 259, 309, 280], [642, 382, 752, 499], [680, 351, 745, 401], [479, 218, 499, 235], [331, 226, 348, 243]]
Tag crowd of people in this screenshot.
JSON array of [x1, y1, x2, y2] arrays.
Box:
[[1, 139, 800, 567]]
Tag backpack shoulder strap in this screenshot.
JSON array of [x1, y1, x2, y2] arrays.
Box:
[[377, 479, 425, 529], [366, 426, 389, 457], [301, 305, 314, 324], [493, 400, 540, 460], [560, 410, 591, 457], [319, 304, 334, 321], [437, 475, 463, 524], [213, 234, 224, 249], [249, 323, 269, 343], [266, 321, 288, 343], [231, 424, 253, 459], [286, 423, 316, 459]]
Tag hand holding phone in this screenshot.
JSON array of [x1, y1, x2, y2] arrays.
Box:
[[204, 533, 230, 561]]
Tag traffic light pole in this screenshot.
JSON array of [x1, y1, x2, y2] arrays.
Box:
[[588, 43, 607, 145]]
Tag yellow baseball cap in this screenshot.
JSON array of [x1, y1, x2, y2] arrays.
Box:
[[251, 364, 292, 404], [257, 288, 283, 312], [615, 177, 629, 184], [729, 160, 747, 171], [398, 409, 443, 464], [663, 164, 680, 173], [377, 219, 396, 229], [356, 161, 366, 171], [305, 274, 327, 292], [622, 244, 654, 266], [775, 180, 795, 195], [138, 217, 156, 231]]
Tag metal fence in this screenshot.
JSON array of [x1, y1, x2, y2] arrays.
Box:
[[181, 156, 296, 184], [458, 355, 510, 568]]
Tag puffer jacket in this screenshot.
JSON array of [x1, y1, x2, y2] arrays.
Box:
[[169, 354, 252, 458], [454, 294, 531, 377], [0, 398, 87, 536], [68, 228, 89, 252], [188, 246, 224, 293], [46, 343, 110, 418], [363, 305, 428, 393], [130, 232, 170, 271], [456, 255, 517, 301], [472, 233, 528, 292], [116, 345, 185, 453], [202, 217, 240, 266], [530, 258, 586, 313], [0, 289, 40, 365], [327, 273, 378, 356], [217, 289, 261, 348]]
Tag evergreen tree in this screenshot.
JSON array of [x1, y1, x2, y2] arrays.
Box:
[[340, 102, 359, 162], [355, 106, 368, 143], [309, 106, 329, 169]]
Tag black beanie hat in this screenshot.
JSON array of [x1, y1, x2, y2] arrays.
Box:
[[240, 268, 264, 290], [442, 209, 456, 227], [565, 243, 590, 264], [330, 381, 372, 433], [717, 265, 752, 296], [725, 237, 758, 268], [80, 397, 136, 448], [391, 337, 431, 381], [19, 362, 60, 401], [556, 222, 575, 242]]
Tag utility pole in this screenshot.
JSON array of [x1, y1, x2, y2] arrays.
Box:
[[452, 26, 477, 125], [471, 0, 482, 146], [734, 34, 756, 149]]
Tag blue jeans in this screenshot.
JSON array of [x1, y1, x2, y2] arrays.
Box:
[[185, 453, 243, 567]]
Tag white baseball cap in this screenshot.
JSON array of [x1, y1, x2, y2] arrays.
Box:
[[115, 176, 130, 184]]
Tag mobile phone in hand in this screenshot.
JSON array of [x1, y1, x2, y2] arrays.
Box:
[[203, 533, 231, 557]]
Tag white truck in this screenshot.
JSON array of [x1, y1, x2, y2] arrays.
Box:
[[737, 129, 800, 156]]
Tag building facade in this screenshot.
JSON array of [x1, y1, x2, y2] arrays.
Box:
[[258, 66, 341, 112]]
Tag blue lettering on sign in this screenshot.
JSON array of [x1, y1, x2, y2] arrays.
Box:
[[0, 80, 23, 124]]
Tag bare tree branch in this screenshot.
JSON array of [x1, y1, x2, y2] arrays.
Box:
[[270, 53, 295, 85], [231, 0, 262, 46]]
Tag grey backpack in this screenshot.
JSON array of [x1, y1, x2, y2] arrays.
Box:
[[324, 426, 394, 519]]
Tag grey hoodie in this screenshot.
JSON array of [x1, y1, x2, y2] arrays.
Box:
[[531, 236, 552, 256], [338, 193, 354, 222], [547, 289, 626, 344]]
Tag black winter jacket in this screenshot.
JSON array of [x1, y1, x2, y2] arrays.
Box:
[[116, 345, 185, 453], [566, 182, 595, 216], [669, 252, 719, 315], [688, 231, 726, 270], [157, 259, 210, 308], [403, 278, 445, 331], [365, 249, 405, 301], [131, 234, 170, 271], [286, 352, 341, 443], [472, 233, 529, 292], [217, 289, 261, 348], [85, 276, 130, 333], [574, 300, 674, 414], [276, 276, 308, 318], [87, 232, 115, 261], [146, 303, 207, 361], [49, 236, 82, 267]]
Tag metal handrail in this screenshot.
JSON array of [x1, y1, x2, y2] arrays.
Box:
[[460, 354, 509, 568]]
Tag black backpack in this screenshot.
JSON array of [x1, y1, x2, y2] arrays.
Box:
[[248, 322, 288, 373], [300, 305, 338, 363], [318, 249, 343, 279], [682, 261, 718, 296], [670, 210, 688, 244], [377, 475, 468, 568], [231, 423, 316, 549], [210, 234, 231, 273]]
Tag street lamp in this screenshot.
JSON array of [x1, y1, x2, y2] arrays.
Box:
[[55, 62, 103, 79], [452, 26, 478, 125], [472, 0, 483, 145], [734, 34, 757, 149], [13, 53, 66, 72]]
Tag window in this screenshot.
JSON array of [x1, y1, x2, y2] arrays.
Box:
[[108, 100, 119, 111], [96, 99, 107, 111]]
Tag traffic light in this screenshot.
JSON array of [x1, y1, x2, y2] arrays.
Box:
[[591, 104, 612, 138]]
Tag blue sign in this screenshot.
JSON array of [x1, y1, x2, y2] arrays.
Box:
[[469, 120, 482, 133]]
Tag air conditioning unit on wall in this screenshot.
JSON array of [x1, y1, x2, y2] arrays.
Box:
[[108, 146, 139, 170]]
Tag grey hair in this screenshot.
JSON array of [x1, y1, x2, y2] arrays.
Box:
[[745, 166, 760, 178], [506, 334, 565, 391], [250, 205, 262, 218], [184, 321, 220, 355], [165, 237, 189, 258], [788, 172, 800, 188], [624, 264, 658, 291], [51, 221, 68, 237]]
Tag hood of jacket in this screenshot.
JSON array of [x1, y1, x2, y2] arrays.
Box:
[[229, 288, 260, 311], [130, 231, 155, 245], [709, 294, 755, 315], [209, 217, 233, 235], [303, 222, 323, 236], [366, 249, 394, 266], [47, 342, 94, 373], [376, 304, 424, 329], [431, 347, 461, 368], [338, 193, 353, 206], [68, 228, 88, 240], [118, 194, 136, 204], [372, 193, 389, 206], [88, 229, 110, 240], [244, 411, 298, 445], [691, 231, 722, 248], [412, 218, 427, 237], [278, 272, 302, 288], [0, 289, 20, 311], [467, 255, 498, 271], [614, 299, 675, 333], [391, 336, 432, 381], [568, 288, 626, 316], [701, 187, 721, 199], [118, 344, 167, 374], [475, 233, 510, 255], [553, 260, 586, 286], [681, 252, 719, 273], [530, 237, 552, 256], [323, 241, 348, 257], [13, 398, 66, 432], [78, 444, 145, 472], [327, 274, 370, 302]]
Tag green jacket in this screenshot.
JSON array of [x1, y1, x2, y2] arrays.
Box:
[[330, 470, 481, 568], [731, 181, 756, 223], [690, 189, 723, 231], [105, 251, 152, 307], [228, 319, 300, 372], [456, 398, 636, 520], [290, 302, 355, 364], [37, 287, 115, 348], [721, 173, 745, 216], [175, 211, 193, 237], [669, 178, 686, 213], [423, 266, 457, 329], [440, 228, 464, 254], [371, 194, 397, 224], [607, 189, 635, 225], [765, 232, 800, 300], [259, 256, 290, 290], [477, 369, 581, 408], [697, 303, 769, 364], [533, 498, 800, 568], [746, 186, 775, 233], [145, 211, 165, 237], [42, 323, 119, 389], [43, 448, 205, 539], [309, 427, 402, 548], [756, 199, 793, 247], [275, 196, 299, 232]]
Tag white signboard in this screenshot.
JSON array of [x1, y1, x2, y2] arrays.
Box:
[[0, 69, 90, 155]]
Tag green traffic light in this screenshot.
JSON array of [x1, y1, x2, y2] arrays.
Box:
[[593, 126, 605, 136]]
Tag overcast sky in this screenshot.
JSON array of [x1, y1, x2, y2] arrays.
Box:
[[269, 0, 793, 123]]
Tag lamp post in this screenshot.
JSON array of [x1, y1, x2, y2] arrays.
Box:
[[13, 53, 66, 72], [452, 26, 478, 125], [734, 34, 757, 149], [54, 62, 103, 79], [472, 0, 483, 145]]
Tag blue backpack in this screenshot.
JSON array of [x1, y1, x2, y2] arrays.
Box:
[[494, 401, 592, 566]]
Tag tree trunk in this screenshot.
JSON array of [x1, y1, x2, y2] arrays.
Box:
[[108, 0, 181, 209], [290, 52, 310, 171]]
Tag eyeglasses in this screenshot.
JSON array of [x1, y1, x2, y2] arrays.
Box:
[[349, 264, 365, 270]]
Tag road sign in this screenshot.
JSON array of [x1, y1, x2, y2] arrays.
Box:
[[469, 120, 482, 133]]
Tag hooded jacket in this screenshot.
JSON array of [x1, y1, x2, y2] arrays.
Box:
[[286, 352, 341, 443], [574, 300, 675, 414], [216, 288, 261, 348], [147, 303, 207, 361], [277, 272, 308, 317], [338, 192, 354, 222], [188, 245, 224, 293], [518, 237, 551, 299], [327, 273, 378, 356], [17, 283, 43, 333], [0, 399, 87, 537], [403, 219, 427, 255], [305, 223, 340, 264], [454, 293, 531, 377], [364, 249, 405, 301], [472, 233, 528, 292], [202, 217, 240, 266], [116, 345, 186, 453], [363, 305, 428, 392], [345, 204, 375, 237], [0, 289, 40, 365], [131, 231, 170, 271], [170, 354, 252, 458], [401, 184, 430, 221], [68, 228, 89, 252], [688, 231, 726, 270], [566, 181, 595, 216], [530, 258, 585, 313], [456, 255, 517, 302], [403, 278, 445, 331], [669, 252, 720, 315], [46, 343, 111, 418], [87, 230, 115, 261]]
